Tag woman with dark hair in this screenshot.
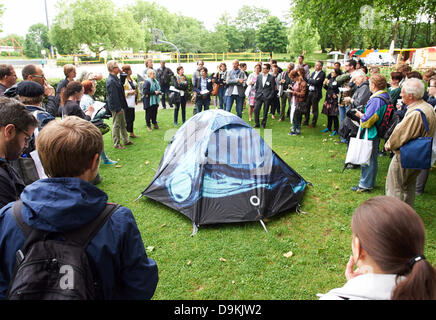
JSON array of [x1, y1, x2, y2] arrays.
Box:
[[122, 65, 138, 139], [388, 71, 403, 107], [321, 69, 340, 135], [319, 196, 436, 300], [288, 70, 307, 136], [62, 81, 93, 120], [172, 66, 188, 126]]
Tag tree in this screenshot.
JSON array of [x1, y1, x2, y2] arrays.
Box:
[[50, 0, 143, 54], [24, 23, 51, 58], [234, 6, 270, 50], [287, 20, 321, 58], [256, 16, 288, 53]]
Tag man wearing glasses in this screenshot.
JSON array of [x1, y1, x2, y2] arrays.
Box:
[[0, 97, 38, 209]]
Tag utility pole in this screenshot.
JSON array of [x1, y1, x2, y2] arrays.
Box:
[[44, 0, 55, 58]]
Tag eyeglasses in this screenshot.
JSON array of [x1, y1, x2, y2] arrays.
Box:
[[33, 74, 46, 79], [15, 126, 32, 144]]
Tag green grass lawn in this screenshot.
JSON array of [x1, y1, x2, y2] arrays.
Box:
[[98, 102, 436, 300]]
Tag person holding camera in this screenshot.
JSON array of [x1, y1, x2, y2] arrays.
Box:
[[142, 69, 161, 132]]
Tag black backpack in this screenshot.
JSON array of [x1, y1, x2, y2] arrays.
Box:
[[376, 95, 396, 140], [6, 200, 120, 300]]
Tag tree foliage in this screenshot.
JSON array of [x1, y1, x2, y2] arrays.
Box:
[[292, 0, 436, 52], [287, 20, 320, 58], [257, 16, 288, 53], [50, 0, 143, 54], [24, 23, 51, 58]]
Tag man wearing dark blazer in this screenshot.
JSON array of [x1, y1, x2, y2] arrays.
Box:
[[254, 63, 275, 128], [304, 61, 326, 127], [106, 60, 132, 149]]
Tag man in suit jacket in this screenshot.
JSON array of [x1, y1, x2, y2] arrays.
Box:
[[106, 60, 132, 149], [254, 63, 275, 128], [225, 60, 247, 118], [304, 61, 326, 127]]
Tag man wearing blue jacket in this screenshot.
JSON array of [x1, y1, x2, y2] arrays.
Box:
[[0, 116, 158, 300]]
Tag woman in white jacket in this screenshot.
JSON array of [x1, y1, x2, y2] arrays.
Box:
[[318, 196, 436, 300]]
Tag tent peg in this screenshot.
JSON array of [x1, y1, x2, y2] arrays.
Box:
[[260, 219, 268, 233], [190, 223, 198, 237]]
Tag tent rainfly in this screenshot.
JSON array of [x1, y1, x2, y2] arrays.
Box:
[[139, 110, 308, 235]]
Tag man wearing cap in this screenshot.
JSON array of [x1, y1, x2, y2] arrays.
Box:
[[16, 81, 55, 130], [4, 64, 58, 118], [0, 97, 38, 209]]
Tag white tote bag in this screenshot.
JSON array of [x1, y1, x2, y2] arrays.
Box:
[[345, 126, 373, 166]]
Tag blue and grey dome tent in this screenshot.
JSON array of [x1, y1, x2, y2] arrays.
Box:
[[139, 110, 307, 235]]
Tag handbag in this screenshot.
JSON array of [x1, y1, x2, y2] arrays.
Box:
[[345, 125, 373, 167], [400, 109, 433, 170], [10, 157, 40, 186], [211, 83, 219, 96], [91, 119, 110, 135]]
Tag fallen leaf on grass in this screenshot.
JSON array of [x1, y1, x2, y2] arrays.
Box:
[[219, 257, 227, 262], [283, 251, 293, 258], [283, 151, 288, 156], [115, 165, 122, 168], [328, 169, 332, 172], [159, 223, 167, 228], [145, 161, 150, 165], [146, 246, 154, 252], [187, 260, 192, 266]]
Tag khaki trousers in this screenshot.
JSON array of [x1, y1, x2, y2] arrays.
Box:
[[111, 110, 129, 147], [385, 153, 420, 208]]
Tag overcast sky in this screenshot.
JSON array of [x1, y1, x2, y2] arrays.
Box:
[[1, 0, 291, 38]]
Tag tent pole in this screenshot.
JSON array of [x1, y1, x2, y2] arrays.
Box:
[[260, 220, 268, 233], [134, 194, 144, 202]]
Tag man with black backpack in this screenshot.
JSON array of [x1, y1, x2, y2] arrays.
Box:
[[0, 116, 158, 300]]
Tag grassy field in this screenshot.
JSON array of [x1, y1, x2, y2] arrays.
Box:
[[98, 101, 436, 300]]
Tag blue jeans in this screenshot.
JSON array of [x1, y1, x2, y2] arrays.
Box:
[[225, 95, 243, 118], [359, 138, 380, 189], [339, 105, 350, 123], [218, 86, 227, 109], [339, 105, 351, 142], [196, 98, 210, 113]]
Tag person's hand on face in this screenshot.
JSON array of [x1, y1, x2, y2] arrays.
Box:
[[345, 255, 362, 281]]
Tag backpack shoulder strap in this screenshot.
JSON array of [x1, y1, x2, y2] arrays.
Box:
[[375, 95, 391, 106], [65, 203, 121, 248], [12, 200, 33, 237], [12, 200, 50, 258]]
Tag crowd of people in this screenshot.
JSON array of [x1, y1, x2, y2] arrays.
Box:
[[0, 56, 435, 300]]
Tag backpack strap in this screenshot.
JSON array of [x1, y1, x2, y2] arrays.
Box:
[[64, 203, 121, 248], [12, 200, 33, 237], [375, 95, 391, 106], [12, 200, 120, 250]]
